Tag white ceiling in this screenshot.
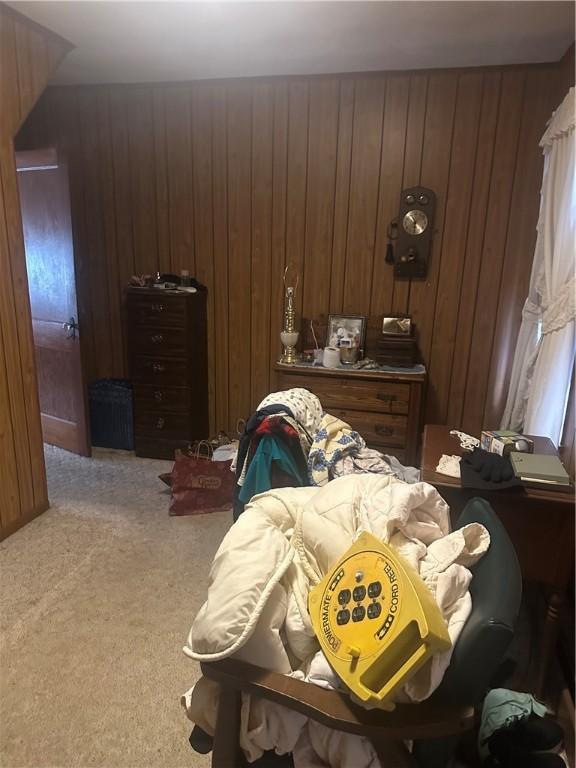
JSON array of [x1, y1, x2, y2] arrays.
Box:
[[9, 1, 575, 85]]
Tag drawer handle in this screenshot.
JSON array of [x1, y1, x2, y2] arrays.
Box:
[[154, 390, 164, 402], [156, 417, 165, 430], [151, 303, 164, 312], [151, 333, 164, 344], [377, 393, 397, 402], [151, 362, 165, 373], [375, 425, 394, 436]]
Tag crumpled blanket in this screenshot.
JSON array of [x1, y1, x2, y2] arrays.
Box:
[[182, 475, 490, 768], [259, 388, 323, 437], [308, 414, 366, 485], [333, 447, 421, 484]]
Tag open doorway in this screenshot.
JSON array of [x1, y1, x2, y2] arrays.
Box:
[[15, 147, 91, 458]]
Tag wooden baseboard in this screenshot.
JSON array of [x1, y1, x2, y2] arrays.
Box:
[[0, 499, 49, 542]]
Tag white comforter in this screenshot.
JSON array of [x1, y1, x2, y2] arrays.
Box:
[[182, 474, 489, 767]]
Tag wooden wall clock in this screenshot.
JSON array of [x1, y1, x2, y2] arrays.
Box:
[[393, 186, 436, 278]]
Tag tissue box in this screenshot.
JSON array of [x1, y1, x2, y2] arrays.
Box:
[[481, 430, 534, 457]]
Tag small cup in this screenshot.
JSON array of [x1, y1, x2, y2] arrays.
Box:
[[340, 347, 359, 365]]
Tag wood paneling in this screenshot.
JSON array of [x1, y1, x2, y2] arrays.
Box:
[[460, 69, 527, 435], [370, 75, 409, 319], [426, 72, 483, 424], [0, 3, 71, 538], [343, 77, 385, 314], [446, 71, 502, 429], [329, 78, 354, 314], [226, 84, 253, 426], [17, 54, 574, 439], [250, 82, 274, 408]]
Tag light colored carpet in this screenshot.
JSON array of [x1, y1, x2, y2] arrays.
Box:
[[0, 446, 231, 768]]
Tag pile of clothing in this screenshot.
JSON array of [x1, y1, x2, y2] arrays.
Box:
[[479, 689, 566, 767], [233, 388, 420, 519], [233, 389, 322, 519], [182, 473, 490, 767]]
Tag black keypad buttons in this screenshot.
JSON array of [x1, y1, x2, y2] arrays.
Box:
[[367, 581, 382, 598], [352, 585, 366, 602], [337, 609, 350, 625], [338, 589, 351, 606], [367, 602, 382, 619], [352, 605, 366, 622]]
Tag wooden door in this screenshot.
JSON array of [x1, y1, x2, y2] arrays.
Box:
[[16, 148, 91, 456]]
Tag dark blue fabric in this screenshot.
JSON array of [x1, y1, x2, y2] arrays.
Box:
[[238, 435, 308, 503]]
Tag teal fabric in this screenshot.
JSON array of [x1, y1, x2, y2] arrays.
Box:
[[478, 688, 548, 759], [238, 435, 307, 503]]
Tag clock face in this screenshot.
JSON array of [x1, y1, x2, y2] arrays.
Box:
[[402, 209, 428, 236]]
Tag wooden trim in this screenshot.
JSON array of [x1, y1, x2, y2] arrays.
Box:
[[44, 58, 568, 92], [212, 687, 242, 768], [405, 380, 422, 463], [202, 658, 476, 741]]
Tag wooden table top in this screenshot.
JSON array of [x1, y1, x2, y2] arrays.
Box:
[[275, 361, 427, 383], [421, 424, 574, 504]]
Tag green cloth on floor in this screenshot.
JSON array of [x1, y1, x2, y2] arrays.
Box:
[[239, 435, 307, 503], [479, 688, 548, 760]]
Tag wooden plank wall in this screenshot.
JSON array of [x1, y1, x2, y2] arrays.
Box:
[[17, 53, 573, 440], [0, 4, 71, 539]]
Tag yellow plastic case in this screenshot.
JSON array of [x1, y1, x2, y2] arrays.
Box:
[[308, 532, 451, 710]]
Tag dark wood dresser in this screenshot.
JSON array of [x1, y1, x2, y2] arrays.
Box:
[[274, 362, 426, 465], [127, 287, 208, 459]]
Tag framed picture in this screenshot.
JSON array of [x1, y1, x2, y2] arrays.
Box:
[[326, 314, 367, 350], [382, 315, 412, 336]]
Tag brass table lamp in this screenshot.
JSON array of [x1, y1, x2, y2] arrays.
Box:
[[280, 265, 299, 364]]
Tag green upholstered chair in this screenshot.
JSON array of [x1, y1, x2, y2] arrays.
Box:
[[194, 497, 522, 768]]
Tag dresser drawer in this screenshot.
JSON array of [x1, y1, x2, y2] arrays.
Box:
[[133, 385, 190, 414], [277, 372, 409, 415], [134, 411, 190, 440], [330, 408, 407, 449], [129, 294, 186, 327], [132, 326, 188, 357], [134, 436, 190, 461], [131, 355, 189, 386]]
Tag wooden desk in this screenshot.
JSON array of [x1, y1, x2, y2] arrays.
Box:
[[421, 425, 575, 698]]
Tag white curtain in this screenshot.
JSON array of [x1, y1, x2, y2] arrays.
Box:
[[502, 87, 575, 446]]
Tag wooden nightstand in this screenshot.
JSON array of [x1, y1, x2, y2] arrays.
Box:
[[274, 363, 426, 465]]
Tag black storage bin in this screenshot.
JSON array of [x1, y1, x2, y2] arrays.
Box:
[[89, 379, 134, 450]]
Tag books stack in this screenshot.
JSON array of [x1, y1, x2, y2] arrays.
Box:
[[509, 452, 571, 488]]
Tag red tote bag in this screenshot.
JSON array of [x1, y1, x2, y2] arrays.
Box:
[[169, 444, 235, 516]]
